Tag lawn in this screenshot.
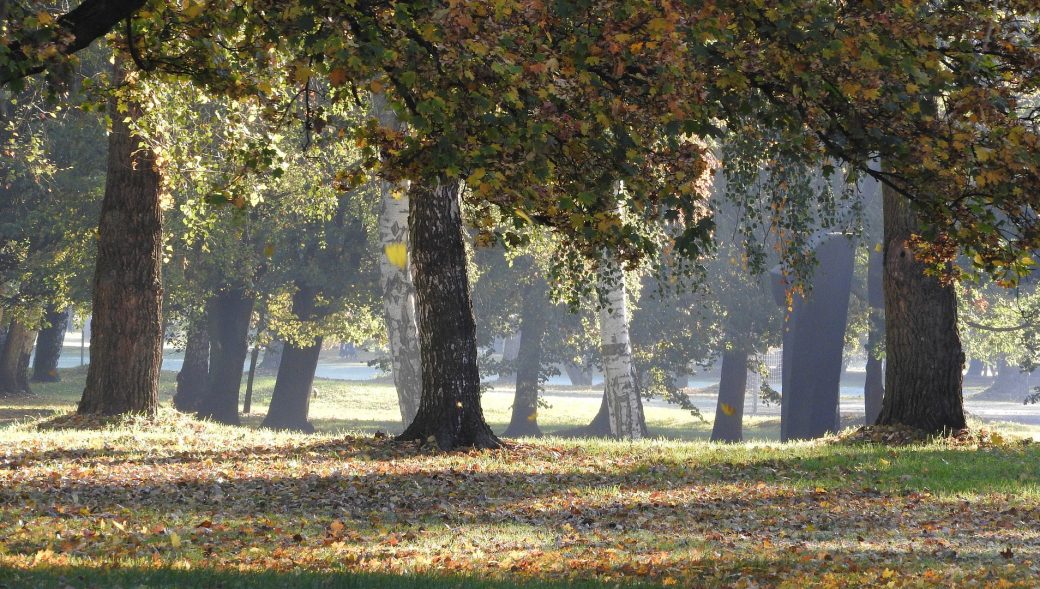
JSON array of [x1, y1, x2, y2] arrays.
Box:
[[1, 369, 1039, 588]]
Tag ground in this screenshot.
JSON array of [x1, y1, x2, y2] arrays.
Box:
[[1, 369, 1039, 588]]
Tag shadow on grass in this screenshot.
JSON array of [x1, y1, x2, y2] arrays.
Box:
[[0, 566, 643, 589]]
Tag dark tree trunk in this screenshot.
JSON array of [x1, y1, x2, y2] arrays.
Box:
[[397, 180, 500, 449], [877, 184, 965, 431], [261, 338, 321, 433], [242, 341, 261, 414], [558, 388, 651, 438], [503, 277, 548, 438], [779, 234, 855, 441], [262, 286, 321, 432], [711, 348, 749, 442], [173, 316, 209, 413], [0, 320, 36, 397], [78, 63, 163, 416], [257, 339, 283, 373], [864, 246, 885, 425], [31, 306, 68, 382], [564, 362, 593, 386], [977, 356, 1030, 401], [196, 288, 254, 425], [966, 359, 985, 378]]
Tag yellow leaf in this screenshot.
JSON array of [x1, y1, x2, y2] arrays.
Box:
[[384, 242, 407, 269], [36, 11, 54, 25], [466, 168, 486, 186], [527, 411, 537, 422], [720, 403, 735, 416], [170, 531, 181, 548], [514, 209, 533, 224]]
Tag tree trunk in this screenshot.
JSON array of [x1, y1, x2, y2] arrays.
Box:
[[779, 234, 854, 441], [877, 183, 966, 431], [242, 341, 261, 414], [564, 362, 594, 386], [31, 305, 68, 383], [0, 320, 36, 397], [977, 356, 1030, 401], [966, 359, 985, 378], [257, 339, 283, 373], [864, 246, 885, 425], [77, 61, 163, 416], [260, 337, 321, 432], [503, 277, 547, 438], [397, 179, 500, 450], [596, 256, 646, 440], [710, 348, 749, 442], [261, 286, 321, 432], [196, 288, 254, 425], [173, 316, 209, 413], [377, 177, 423, 426]]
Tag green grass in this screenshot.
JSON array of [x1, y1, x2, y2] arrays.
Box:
[[2, 368, 1040, 588]]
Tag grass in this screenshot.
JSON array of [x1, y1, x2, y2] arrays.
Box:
[[2, 368, 1040, 587]]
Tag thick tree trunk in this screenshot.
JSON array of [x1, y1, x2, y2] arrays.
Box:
[[564, 362, 593, 386], [864, 246, 885, 425], [377, 178, 423, 426], [261, 337, 321, 433], [397, 179, 499, 449], [173, 316, 209, 413], [196, 288, 254, 425], [261, 286, 321, 432], [877, 184, 966, 431], [503, 277, 547, 438], [0, 320, 36, 397], [257, 339, 283, 373], [597, 256, 646, 440], [31, 306, 68, 382], [977, 357, 1030, 401], [711, 348, 749, 442], [78, 63, 163, 416], [966, 359, 986, 378], [779, 234, 854, 441]]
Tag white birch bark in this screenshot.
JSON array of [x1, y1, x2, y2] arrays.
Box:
[[378, 182, 423, 425], [597, 255, 644, 440], [374, 94, 422, 425]]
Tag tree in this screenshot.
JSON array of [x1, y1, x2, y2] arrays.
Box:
[[31, 305, 69, 383], [77, 58, 163, 417], [0, 320, 36, 397], [876, 183, 965, 432], [377, 178, 422, 426], [172, 313, 209, 412], [502, 273, 549, 438], [398, 180, 499, 449]]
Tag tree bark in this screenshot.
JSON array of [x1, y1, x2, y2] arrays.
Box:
[[503, 277, 547, 438], [377, 178, 423, 426], [173, 315, 209, 413], [261, 286, 321, 432], [397, 179, 500, 450], [242, 341, 261, 414], [78, 61, 163, 416], [596, 256, 646, 440], [0, 320, 36, 397], [876, 183, 966, 431], [564, 362, 593, 386], [864, 246, 885, 425], [0, 0, 147, 86], [257, 339, 283, 373], [195, 287, 254, 425], [779, 234, 854, 441], [31, 305, 69, 383], [710, 348, 749, 442]]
